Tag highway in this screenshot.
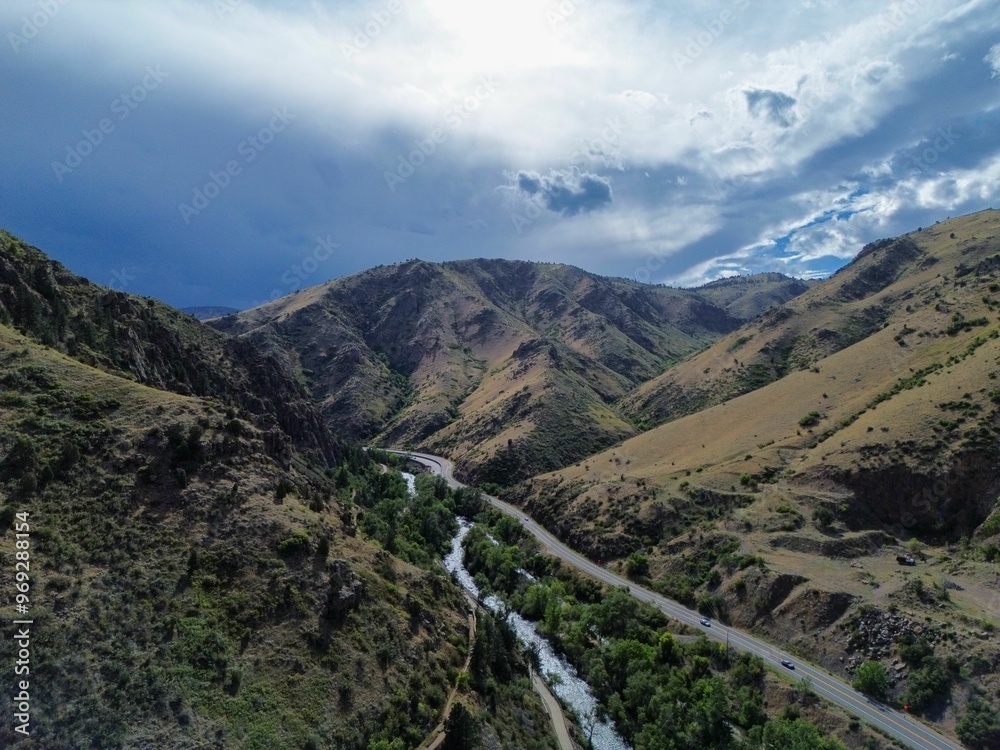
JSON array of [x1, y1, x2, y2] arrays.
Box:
[[386, 449, 964, 750]]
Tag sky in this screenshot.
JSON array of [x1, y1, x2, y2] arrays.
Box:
[[1, 0, 999, 309]]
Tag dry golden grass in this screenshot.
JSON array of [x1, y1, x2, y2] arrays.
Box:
[[525, 210, 1000, 660]]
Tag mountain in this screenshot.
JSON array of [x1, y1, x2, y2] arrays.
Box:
[[0, 232, 556, 749], [621, 231, 941, 428], [212, 260, 809, 485], [514, 209, 1000, 741], [0, 231, 336, 464], [691, 272, 817, 320], [181, 306, 240, 320]]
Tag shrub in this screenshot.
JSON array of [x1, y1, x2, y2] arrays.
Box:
[[655, 573, 694, 605], [901, 656, 952, 712], [275, 477, 296, 501], [165, 423, 186, 447], [56, 440, 80, 475], [957, 696, 1000, 749], [625, 552, 649, 579], [799, 412, 822, 428], [17, 472, 38, 495], [277, 529, 310, 557], [813, 506, 835, 528], [2, 436, 39, 477], [852, 660, 888, 699]]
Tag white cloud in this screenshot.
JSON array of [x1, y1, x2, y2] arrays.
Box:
[[1, 0, 998, 304], [986, 42, 1000, 76], [671, 153, 1000, 287]]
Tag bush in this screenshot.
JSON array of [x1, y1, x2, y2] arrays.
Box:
[[625, 552, 649, 579], [17, 471, 38, 495], [275, 477, 295, 501], [2, 436, 39, 477], [957, 696, 1000, 749], [901, 656, 952, 712], [56, 440, 80, 475], [813, 506, 835, 528], [852, 660, 888, 699], [480, 482, 503, 497], [799, 412, 822, 428], [655, 573, 694, 605], [165, 423, 186, 447], [277, 529, 310, 557]]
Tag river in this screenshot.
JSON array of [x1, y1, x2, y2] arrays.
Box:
[[444, 519, 631, 750]]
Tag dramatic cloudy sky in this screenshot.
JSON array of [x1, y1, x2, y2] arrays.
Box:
[[2, 0, 999, 308]]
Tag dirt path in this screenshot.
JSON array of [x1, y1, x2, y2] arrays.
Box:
[[531, 672, 575, 750], [415, 596, 573, 750], [415, 597, 477, 750]]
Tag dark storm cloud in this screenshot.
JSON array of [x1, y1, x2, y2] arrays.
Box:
[[0, 0, 998, 304], [513, 168, 613, 216]]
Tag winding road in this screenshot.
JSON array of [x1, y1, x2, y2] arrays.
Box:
[[388, 449, 965, 750]]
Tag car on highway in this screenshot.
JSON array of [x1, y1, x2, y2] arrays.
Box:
[[700, 617, 711, 627], [780, 659, 795, 669]]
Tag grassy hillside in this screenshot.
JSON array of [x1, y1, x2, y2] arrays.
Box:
[[622, 212, 994, 430], [693, 272, 816, 320], [0, 234, 557, 749], [514, 209, 1000, 745], [213, 260, 808, 485], [0, 230, 336, 464]]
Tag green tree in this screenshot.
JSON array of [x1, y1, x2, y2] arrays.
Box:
[[748, 716, 847, 749], [957, 696, 1000, 750], [901, 656, 952, 712], [852, 660, 889, 700], [625, 552, 650, 579], [443, 703, 479, 750]]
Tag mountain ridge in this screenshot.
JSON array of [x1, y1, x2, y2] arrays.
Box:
[[0, 231, 558, 750], [212, 259, 811, 484], [510, 209, 1000, 744], [0, 230, 338, 464]]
